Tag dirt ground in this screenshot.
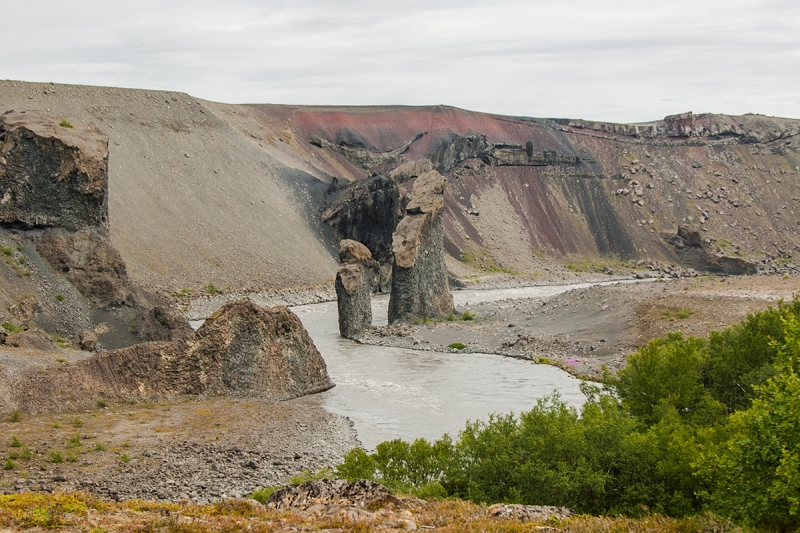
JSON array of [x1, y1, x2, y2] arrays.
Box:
[[361, 273, 800, 379], [0, 397, 358, 503]]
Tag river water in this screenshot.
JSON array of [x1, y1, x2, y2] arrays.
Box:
[[289, 283, 605, 450]]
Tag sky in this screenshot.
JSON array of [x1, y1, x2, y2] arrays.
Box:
[[2, 0, 799, 123]]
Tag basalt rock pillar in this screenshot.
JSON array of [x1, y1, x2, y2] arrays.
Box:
[[335, 239, 377, 338], [388, 171, 454, 323]]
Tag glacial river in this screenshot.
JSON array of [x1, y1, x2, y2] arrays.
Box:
[[288, 283, 606, 450]]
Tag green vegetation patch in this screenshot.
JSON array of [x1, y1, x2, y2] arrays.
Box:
[[59, 120, 74, 129], [448, 342, 467, 350], [335, 297, 800, 529]]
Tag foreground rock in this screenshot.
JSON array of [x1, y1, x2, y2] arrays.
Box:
[[335, 240, 378, 338], [267, 479, 401, 511], [489, 503, 573, 522], [267, 479, 420, 526], [7, 300, 333, 414], [389, 170, 454, 323]]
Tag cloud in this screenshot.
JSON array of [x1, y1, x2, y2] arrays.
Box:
[[3, 0, 799, 122]]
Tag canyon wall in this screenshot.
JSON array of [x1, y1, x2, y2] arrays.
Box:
[[3, 81, 800, 292]]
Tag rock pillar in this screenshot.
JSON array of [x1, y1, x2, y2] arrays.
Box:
[[388, 171, 454, 323], [335, 240, 377, 338]]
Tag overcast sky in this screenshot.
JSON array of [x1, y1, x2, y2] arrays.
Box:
[[3, 0, 799, 122]]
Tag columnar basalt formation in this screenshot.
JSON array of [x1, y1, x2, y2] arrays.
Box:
[[388, 171, 454, 323], [335, 239, 377, 339], [0, 110, 109, 230], [7, 300, 334, 414]]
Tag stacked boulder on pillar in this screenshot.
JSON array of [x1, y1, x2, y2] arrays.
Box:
[[335, 239, 378, 338]]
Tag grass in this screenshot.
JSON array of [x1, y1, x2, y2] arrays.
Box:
[[1, 322, 23, 334], [9, 436, 23, 448], [537, 357, 552, 364], [205, 283, 218, 294], [72, 418, 84, 428], [8, 448, 32, 460], [66, 434, 82, 449], [51, 334, 69, 348], [93, 442, 106, 452], [448, 342, 467, 350], [3, 459, 15, 471], [56, 357, 67, 363], [9, 410, 21, 423], [97, 399, 108, 408], [59, 119, 74, 128], [56, 293, 65, 302], [0, 245, 12, 256], [49, 451, 64, 464], [461, 310, 475, 321], [249, 486, 277, 504], [120, 453, 131, 463], [662, 308, 695, 321]]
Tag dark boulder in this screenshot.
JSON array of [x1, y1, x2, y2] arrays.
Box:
[[8, 300, 334, 413]]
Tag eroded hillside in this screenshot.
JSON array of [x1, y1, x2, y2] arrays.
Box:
[[2, 80, 799, 294]]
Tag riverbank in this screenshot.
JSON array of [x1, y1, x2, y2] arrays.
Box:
[[0, 397, 359, 503], [356, 274, 800, 379]]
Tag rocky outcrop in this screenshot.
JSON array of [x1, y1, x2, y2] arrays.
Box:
[[267, 479, 401, 511], [389, 158, 433, 182], [8, 300, 333, 413], [36, 226, 139, 308], [0, 110, 108, 230], [388, 171, 454, 323], [322, 175, 406, 266], [488, 503, 574, 522], [310, 133, 423, 171], [335, 240, 377, 339], [133, 305, 194, 342], [665, 225, 758, 275]]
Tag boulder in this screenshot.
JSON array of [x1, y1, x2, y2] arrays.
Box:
[[388, 171, 454, 323], [488, 503, 573, 522], [0, 110, 108, 231], [267, 479, 400, 511], [389, 158, 432, 182], [8, 300, 334, 413], [133, 305, 194, 342], [339, 239, 373, 265], [335, 240, 377, 339], [665, 225, 758, 275]]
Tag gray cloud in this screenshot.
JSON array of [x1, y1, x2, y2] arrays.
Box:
[[2, 0, 799, 122]]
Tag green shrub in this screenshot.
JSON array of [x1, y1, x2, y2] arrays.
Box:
[[72, 418, 83, 428], [205, 283, 218, 294], [56, 294, 65, 302], [289, 467, 334, 485], [9, 448, 32, 460], [10, 410, 21, 423], [59, 120, 73, 129], [97, 399, 108, 408], [49, 451, 64, 464], [461, 310, 475, 321], [92, 442, 106, 452], [0, 246, 12, 256], [120, 453, 131, 463], [699, 314, 800, 530], [249, 486, 277, 504], [3, 459, 16, 470], [10, 436, 23, 448], [448, 342, 467, 350], [66, 434, 82, 449]]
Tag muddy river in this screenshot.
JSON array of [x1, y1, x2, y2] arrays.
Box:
[[289, 283, 604, 450]]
